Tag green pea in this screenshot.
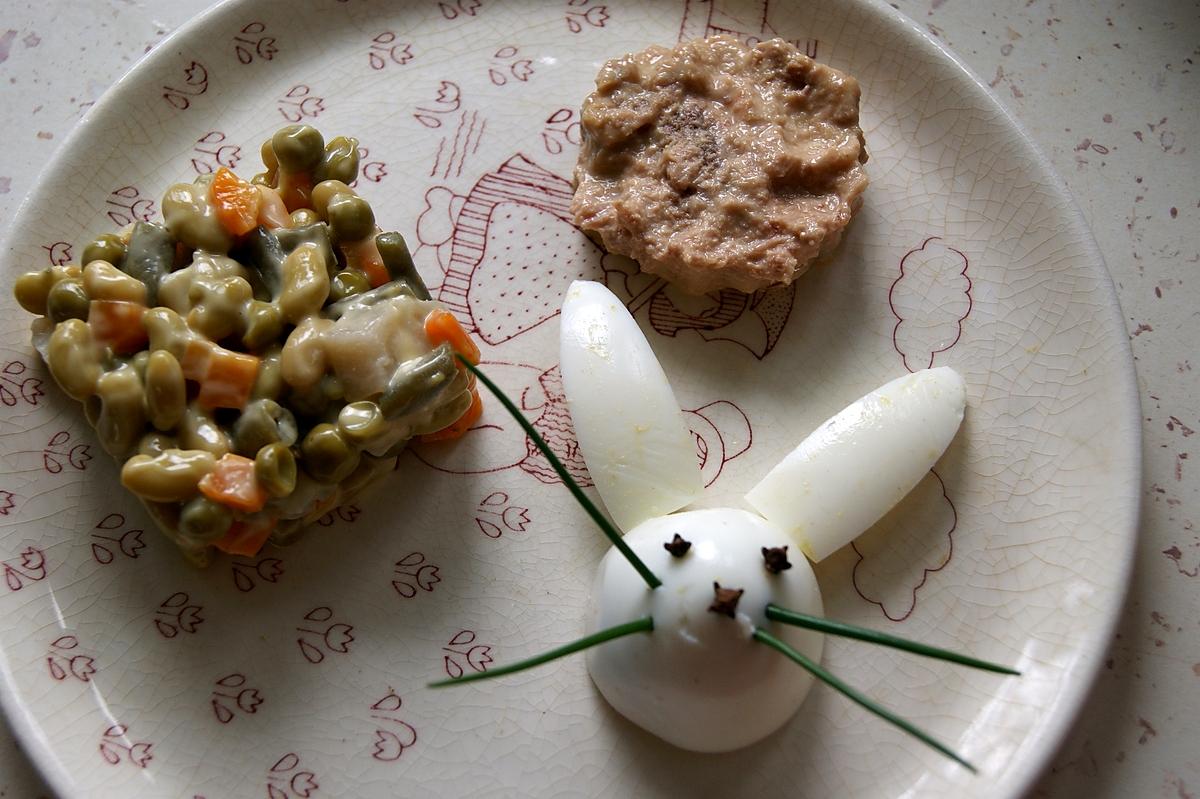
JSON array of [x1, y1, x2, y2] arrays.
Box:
[[375, 232, 430, 300], [290, 208, 320, 228], [95, 365, 146, 457], [145, 350, 186, 432], [47, 319, 101, 400], [13, 269, 54, 315], [137, 431, 177, 457], [329, 269, 371, 302], [242, 300, 283, 351], [233, 399, 298, 455], [326, 193, 375, 243], [178, 406, 232, 457], [82, 233, 127, 269], [252, 349, 284, 401], [255, 442, 297, 498], [178, 495, 234, 543], [337, 400, 386, 445], [143, 307, 190, 359], [46, 278, 90, 323], [121, 448, 216, 503], [310, 180, 354, 221], [271, 125, 325, 172], [84, 394, 103, 427], [129, 350, 151, 382], [315, 136, 360, 185], [300, 423, 359, 484]]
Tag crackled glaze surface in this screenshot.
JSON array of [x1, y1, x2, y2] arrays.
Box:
[[0, 0, 1161, 797]]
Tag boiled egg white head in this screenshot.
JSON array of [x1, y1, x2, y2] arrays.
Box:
[[586, 508, 824, 753], [559, 280, 703, 531]]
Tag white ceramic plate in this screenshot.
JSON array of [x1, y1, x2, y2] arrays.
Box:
[[0, 0, 1140, 796]]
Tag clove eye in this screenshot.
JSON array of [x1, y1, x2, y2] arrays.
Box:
[[708, 582, 744, 618], [663, 533, 692, 557], [762, 546, 792, 574]]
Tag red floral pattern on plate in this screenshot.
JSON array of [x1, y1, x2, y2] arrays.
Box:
[[296, 607, 354, 664], [368, 689, 417, 761], [46, 635, 96, 682]]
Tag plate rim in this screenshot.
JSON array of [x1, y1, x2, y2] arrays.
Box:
[[0, 0, 1143, 796]]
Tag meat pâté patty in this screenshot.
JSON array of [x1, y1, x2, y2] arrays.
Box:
[[570, 35, 869, 295]]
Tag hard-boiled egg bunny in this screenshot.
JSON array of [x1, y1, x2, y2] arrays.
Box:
[[433, 280, 1018, 772]]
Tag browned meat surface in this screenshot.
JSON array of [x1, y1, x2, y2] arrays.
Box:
[[571, 35, 869, 294]]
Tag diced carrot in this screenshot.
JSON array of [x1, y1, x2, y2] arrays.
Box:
[[179, 338, 214, 382], [88, 300, 147, 355], [341, 237, 390, 288], [416, 388, 483, 444], [196, 346, 260, 410], [213, 516, 277, 557], [256, 185, 290, 230], [423, 308, 480, 365], [210, 167, 262, 236], [199, 453, 268, 514]]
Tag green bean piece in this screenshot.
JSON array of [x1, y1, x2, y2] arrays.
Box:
[[376, 232, 431, 300], [310, 180, 354, 221], [14, 269, 54, 315], [143, 307, 191, 359], [137, 431, 178, 457], [379, 344, 459, 419], [272, 125, 325, 172], [145, 350, 186, 431], [326, 193, 375, 243], [46, 318, 101, 400], [121, 448, 216, 503], [233, 399, 299, 455], [123, 221, 176, 305], [337, 400, 386, 445], [46, 278, 90, 323], [242, 300, 283, 351], [276, 223, 337, 278], [82, 233, 128, 269], [412, 386, 473, 436], [234, 226, 287, 299], [300, 423, 360, 483], [321, 280, 414, 320], [290, 208, 320, 228], [179, 495, 234, 543], [329, 269, 371, 302], [255, 442, 297, 498], [315, 136, 360, 185]]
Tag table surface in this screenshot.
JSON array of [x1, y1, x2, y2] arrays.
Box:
[[0, 1, 1195, 796]]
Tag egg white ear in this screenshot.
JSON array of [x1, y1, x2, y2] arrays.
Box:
[[559, 280, 704, 532], [745, 367, 967, 562]]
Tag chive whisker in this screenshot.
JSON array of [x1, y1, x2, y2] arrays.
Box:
[[752, 627, 977, 773], [429, 616, 654, 688], [765, 605, 1021, 676], [459, 356, 662, 590]]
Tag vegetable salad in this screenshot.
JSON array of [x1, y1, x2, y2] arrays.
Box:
[[14, 125, 481, 565]]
